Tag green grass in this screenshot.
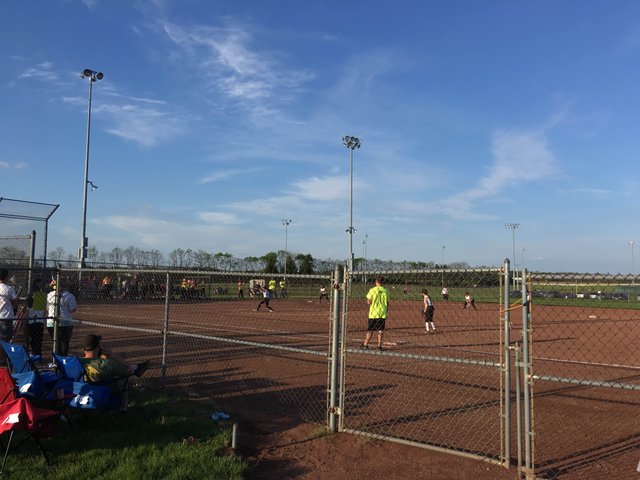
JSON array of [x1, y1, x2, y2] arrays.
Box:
[[4, 389, 246, 480]]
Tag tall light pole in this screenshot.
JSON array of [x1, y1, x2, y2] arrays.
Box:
[[282, 219, 292, 280], [79, 68, 103, 268], [505, 223, 520, 289], [629, 241, 636, 276], [362, 233, 368, 282], [343, 135, 361, 286], [441, 245, 446, 287]]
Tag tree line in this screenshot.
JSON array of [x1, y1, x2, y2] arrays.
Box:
[[0, 244, 472, 274], [41, 245, 470, 274]]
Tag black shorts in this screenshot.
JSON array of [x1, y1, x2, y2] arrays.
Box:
[[423, 307, 434, 322], [367, 318, 386, 331]]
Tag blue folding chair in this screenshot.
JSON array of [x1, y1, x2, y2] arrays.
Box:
[[52, 354, 125, 429], [0, 342, 59, 401]]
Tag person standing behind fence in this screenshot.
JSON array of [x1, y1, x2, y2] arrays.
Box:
[[46, 280, 78, 355], [26, 279, 46, 357], [421, 289, 437, 334], [237, 280, 244, 299], [255, 285, 274, 312], [463, 291, 477, 310], [0, 269, 18, 363], [441, 286, 449, 301], [318, 285, 329, 304], [360, 276, 389, 351]]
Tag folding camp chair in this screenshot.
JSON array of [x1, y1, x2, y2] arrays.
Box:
[[0, 397, 59, 474], [52, 354, 127, 429], [0, 342, 59, 401], [0, 341, 42, 374]]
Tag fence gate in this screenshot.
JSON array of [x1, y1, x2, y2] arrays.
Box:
[[522, 272, 640, 480], [339, 267, 507, 466]]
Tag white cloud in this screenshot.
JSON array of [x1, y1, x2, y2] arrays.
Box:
[[291, 175, 349, 201], [0, 161, 27, 169], [95, 103, 186, 147], [199, 169, 245, 184], [439, 129, 557, 219], [567, 188, 610, 199], [82, 0, 99, 10], [19, 62, 58, 81], [162, 21, 314, 108], [198, 211, 242, 224]]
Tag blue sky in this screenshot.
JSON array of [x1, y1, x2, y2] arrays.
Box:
[[1, 0, 640, 273]]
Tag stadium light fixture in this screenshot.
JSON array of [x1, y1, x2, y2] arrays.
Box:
[[282, 219, 292, 282], [79, 68, 103, 268], [88, 181, 98, 192], [343, 135, 361, 288], [505, 223, 520, 289]]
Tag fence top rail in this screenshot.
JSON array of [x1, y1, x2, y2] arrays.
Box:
[[57, 267, 332, 279], [529, 272, 639, 282], [359, 267, 503, 275]]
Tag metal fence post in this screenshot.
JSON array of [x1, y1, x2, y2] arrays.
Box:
[[503, 258, 511, 467], [521, 268, 533, 476], [338, 265, 348, 432], [52, 270, 61, 355], [514, 342, 523, 479], [329, 265, 343, 433], [27, 230, 36, 298], [161, 271, 171, 382]]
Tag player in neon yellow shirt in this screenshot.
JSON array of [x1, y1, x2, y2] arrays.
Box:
[[360, 276, 389, 350]]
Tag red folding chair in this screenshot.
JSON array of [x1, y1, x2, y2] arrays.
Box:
[[0, 397, 59, 474]]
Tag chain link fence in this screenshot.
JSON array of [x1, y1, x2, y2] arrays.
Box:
[[340, 268, 506, 465], [523, 272, 640, 479], [26, 267, 334, 424], [3, 262, 639, 478]]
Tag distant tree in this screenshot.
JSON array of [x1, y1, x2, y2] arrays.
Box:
[[296, 254, 315, 274], [214, 252, 233, 271], [243, 256, 263, 271], [193, 250, 213, 269], [87, 246, 99, 263], [109, 247, 124, 266], [49, 247, 66, 265], [262, 252, 278, 273], [123, 246, 140, 266], [0, 246, 29, 265], [169, 248, 193, 268], [148, 249, 164, 267]]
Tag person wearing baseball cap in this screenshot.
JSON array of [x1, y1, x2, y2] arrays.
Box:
[[46, 280, 78, 356], [80, 333, 150, 382]]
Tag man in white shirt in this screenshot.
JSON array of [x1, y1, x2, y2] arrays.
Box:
[[46, 280, 78, 355], [0, 269, 18, 362]]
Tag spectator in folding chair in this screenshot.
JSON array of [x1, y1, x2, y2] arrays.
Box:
[[79, 334, 149, 412]]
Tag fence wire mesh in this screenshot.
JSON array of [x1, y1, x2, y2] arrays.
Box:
[[341, 268, 505, 464], [4, 263, 639, 478], [35, 268, 334, 424], [526, 272, 640, 480]]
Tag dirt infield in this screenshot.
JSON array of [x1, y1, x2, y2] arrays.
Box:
[[53, 295, 640, 479]]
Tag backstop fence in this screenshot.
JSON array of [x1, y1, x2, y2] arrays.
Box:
[[2, 263, 638, 479]]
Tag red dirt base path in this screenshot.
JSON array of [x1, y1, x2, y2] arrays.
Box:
[[227, 404, 517, 480]]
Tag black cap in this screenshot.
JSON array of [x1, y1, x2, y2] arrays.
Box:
[[83, 334, 102, 351]]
